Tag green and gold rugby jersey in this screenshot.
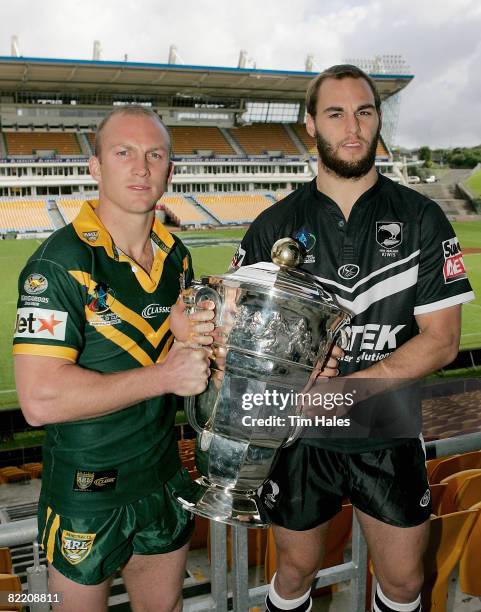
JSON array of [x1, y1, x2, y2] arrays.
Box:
[[13, 202, 192, 515]]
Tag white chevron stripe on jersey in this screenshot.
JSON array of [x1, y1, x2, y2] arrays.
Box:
[[335, 265, 419, 316], [314, 249, 420, 294]]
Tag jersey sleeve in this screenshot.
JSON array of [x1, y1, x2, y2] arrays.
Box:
[[13, 259, 86, 362], [229, 220, 275, 270], [414, 203, 475, 315]]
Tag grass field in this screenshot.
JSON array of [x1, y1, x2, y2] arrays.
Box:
[[1, 222, 480, 409], [465, 168, 481, 198]]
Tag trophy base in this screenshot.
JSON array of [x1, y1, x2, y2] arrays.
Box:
[[174, 476, 270, 528]]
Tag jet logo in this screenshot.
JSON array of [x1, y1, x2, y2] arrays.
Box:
[[14, 308, 68, 341]]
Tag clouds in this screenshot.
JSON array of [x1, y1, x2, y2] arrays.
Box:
[[1, 0, 480, 147]]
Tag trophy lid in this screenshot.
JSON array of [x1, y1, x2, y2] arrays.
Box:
[[202, 238, 347, 314]]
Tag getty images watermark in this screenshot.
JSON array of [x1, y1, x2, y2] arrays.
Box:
[[241, 388, 356, 428]]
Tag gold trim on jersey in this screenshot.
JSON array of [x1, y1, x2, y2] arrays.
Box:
[[70, 271, 172, 349], [156, 335, 174, 363], [84, 307, 155, 366], [72, 201, 175, 292], [13, 344, 78, 362]]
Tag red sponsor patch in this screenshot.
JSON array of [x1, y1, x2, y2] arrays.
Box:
[[443, 254, 466, 282], [442, 237, 467, 283]]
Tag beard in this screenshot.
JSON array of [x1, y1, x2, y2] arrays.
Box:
[[315, 124, 380, 179]]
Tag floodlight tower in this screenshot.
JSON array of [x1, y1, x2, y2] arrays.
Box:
[[11, 35, 20, 57], [93, 40, 102, 61]]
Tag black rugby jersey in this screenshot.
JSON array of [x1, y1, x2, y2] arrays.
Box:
[[234, 174, 474, 452]]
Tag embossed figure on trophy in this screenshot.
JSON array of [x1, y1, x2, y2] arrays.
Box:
[[253, 311, 288, 352], [286, 318, 316, 364]]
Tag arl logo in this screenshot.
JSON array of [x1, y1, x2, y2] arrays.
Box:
[[61, 530, 96, 565], [76, 471, 94, 490], [442, 237, 467, 284]]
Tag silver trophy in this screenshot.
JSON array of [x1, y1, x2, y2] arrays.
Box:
[[174, 239, 351, 527]]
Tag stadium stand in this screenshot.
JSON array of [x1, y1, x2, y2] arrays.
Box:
[[87, 132, 96, 153], [57, 197, 97, 224], [227, 124, 301, 156], [161, 195, 210, 227], [195, 193, 273, 223], [170, 127, 234, 156], [0, 198, 53, 231], [4, 132, 81, 156]]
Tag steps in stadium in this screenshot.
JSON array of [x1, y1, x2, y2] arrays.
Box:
[[219, 127, 245, 155]]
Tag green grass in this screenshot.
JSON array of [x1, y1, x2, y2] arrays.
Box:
[[1, 221, 480, 410], [464, 168, 481, 198]]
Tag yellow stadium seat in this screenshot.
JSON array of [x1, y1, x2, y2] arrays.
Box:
[[5, 132, 81, 155], [429, 450, 481, 484], [228, 124, 300, 156], [439, 469, 481, 515], [170, 127, 234, 155], [459, 501, 481, 595], [0, 573, 22, 611], [422, 509, 478, 612], [0, 550, 12, 574], [454, 472, 481, 511]]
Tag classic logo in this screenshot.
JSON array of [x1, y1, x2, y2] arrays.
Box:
[[76, 471, 94, 490], [294, 227, 316, 253], [73, 468, 118, 492], [338, 264, 360, 280], [141, 304, 171, 319], [14, 308, 68, 341], [442, 237, 467, 284], [24, 273, 48, 295], [376, 222, 403, 249], [61, 530, 96, 565], [420, 488, 431, 508], [229, 245, 246, 271], [87, 282, 114, 314], [82, 231, 99, 243]]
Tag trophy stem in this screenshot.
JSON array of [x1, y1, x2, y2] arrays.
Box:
[[174, 476, 270, 528]]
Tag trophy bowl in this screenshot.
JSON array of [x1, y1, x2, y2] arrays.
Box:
[[174, 239, 351, 527]]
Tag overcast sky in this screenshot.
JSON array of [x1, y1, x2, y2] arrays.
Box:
[[1, 0, 480, 149]]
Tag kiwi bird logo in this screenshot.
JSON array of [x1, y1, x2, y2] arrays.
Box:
[[376, 222, 403, 249]]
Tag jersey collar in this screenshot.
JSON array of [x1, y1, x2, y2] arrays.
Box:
[[72, 200, 175, 292], [310, 172, 385, 211]]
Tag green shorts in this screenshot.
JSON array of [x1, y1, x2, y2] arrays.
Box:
[[38, 468, 194, 585]]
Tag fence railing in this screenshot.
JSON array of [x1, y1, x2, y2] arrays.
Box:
[[1, 431, 480, 611]]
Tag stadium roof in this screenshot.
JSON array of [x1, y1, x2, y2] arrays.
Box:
[[0, 56, 413, 101]]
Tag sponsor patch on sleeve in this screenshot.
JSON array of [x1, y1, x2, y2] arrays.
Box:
[[442, 237, 467, 284], [14, 308, 68, 341]]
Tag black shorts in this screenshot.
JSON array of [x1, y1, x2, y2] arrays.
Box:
[[259, 438, 431, 530]]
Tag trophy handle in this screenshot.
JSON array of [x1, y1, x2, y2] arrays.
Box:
[[184, 395, 204, 435]]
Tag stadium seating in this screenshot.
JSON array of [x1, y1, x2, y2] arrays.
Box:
[[0, 467, 30, 484], [438, 469, 481, 515], [429, 450, 481, 484], [0, 199, 53, 232], [228, 124, 301, 156], [87, 132, 96, 153], [161, 195, 210, 226], [57, 198, 97, 224], [0, 549, 12, 574], [5, 132, 81, 156], [0, 573, 22, 611], [170, 127, 234, 156], [20, 463, 42, 479], [421, 509, 478, 612], [459, 501, 481, 596], [195, 193, 273, 223]]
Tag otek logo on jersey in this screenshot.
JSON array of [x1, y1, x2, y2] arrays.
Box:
[[230, 245, 246, 270], [442, 237, 467, 284], [14, 308, 68, 341]]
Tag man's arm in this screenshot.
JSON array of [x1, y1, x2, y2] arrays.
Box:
[[349, 304, 461, 380], [15, 342, 210, 427]]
